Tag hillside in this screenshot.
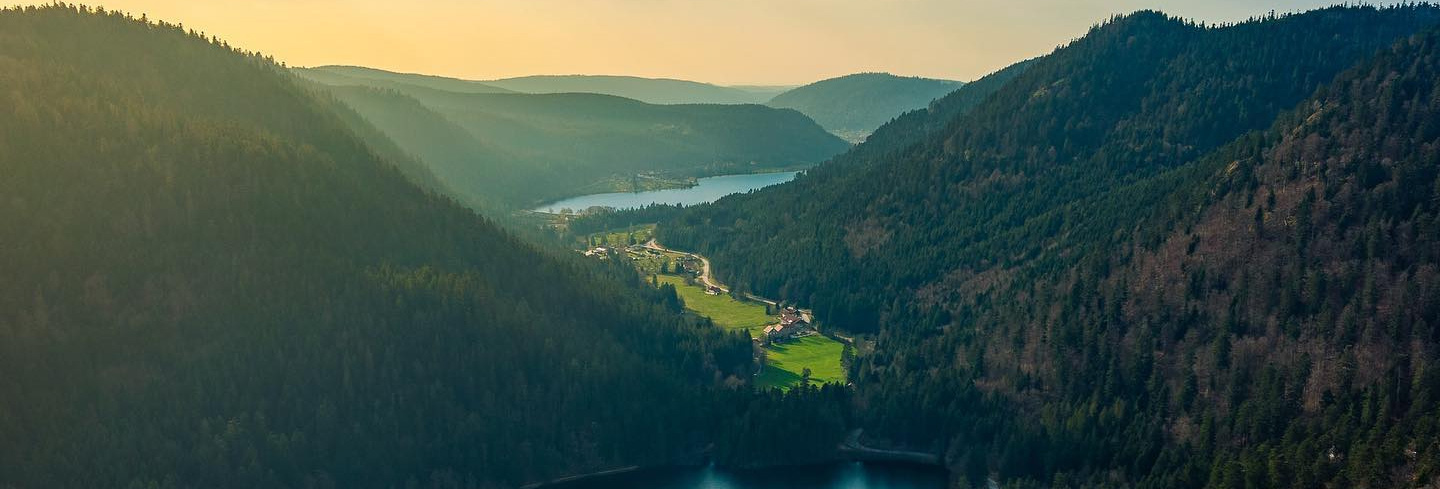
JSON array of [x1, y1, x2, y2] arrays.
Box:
[[654, 6, 1440, 487], [482, 74, 776, 104], [0, 6, 754, 488], [298, 65, 516, 94], [313, 84, 528, 208], [839, 59, 1035, 162], [767, 73, 964, 142], [298, 70, 851, 207], [728, 84, 797, 101], [303, 66, 780, 105]]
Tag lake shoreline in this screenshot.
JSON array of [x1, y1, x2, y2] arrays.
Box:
[[520, 465, 646, 489], [531, 170, 802, 215], [837, 429, 943, 466], [525, 457, 948, 489]]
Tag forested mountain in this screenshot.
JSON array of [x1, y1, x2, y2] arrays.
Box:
[[303, 67, 787, 104], [297, 69, 850, 207], [766, 73, 964, 142], [840, 60, 1035, 162], [727, 84, 797, 101], [312, 85, 525, 209], [297, 65, 516, 94], [481, 74, 776, 104], [0, 6, 755, 488], [654, 6, 1440, 487]]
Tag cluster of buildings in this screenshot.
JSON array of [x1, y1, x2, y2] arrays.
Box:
[[763, 306, 812, 341]]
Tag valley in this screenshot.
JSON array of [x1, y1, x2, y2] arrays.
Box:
[[6, 3, 1440, 489], [299, 70, 849, 208], [576, 226, 848, 391]]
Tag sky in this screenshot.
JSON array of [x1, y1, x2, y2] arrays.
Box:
[[19, 0, 1359, 85]]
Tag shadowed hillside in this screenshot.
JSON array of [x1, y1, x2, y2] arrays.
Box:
[[0, 6, 753, 487]]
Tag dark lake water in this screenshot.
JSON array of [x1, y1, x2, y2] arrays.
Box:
[[549, 463, 949, 489], [533, 171, 800, 214]]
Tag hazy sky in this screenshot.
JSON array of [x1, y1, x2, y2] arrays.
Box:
[[27, 0, 1355, 85]]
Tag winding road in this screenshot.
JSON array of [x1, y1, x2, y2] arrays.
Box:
[[643, 239, 844, 346], [642, 239, 779, 307], [837, 429, 942, 465]]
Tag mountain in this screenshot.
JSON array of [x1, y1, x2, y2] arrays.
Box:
[[481, 74, 775, 104], [297, 65, 516, 94], [839, 60, 1035, 161], [766, 73, 964, 142], [650, 6, 1440, 487], [311, 84, 525, 209], [728, 84, 798, 101], [0, 6, 755, 487], [297, 70, 851, 207]]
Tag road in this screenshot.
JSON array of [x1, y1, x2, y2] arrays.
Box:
[[837, 429, 941, 465], [640, 240, 857, 346], [642, 239, 779, 306]]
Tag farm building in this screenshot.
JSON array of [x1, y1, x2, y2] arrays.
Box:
[[764, 311, 811, 341]]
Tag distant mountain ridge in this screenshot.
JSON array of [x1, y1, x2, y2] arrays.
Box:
[[296, 69, 850, 207], [304, 66, 780, 105], [766, 72, 964, 141], [299, 65, 516, 94], [481, 74, 778, 104]]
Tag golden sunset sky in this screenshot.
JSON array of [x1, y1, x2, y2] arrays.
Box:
[[18, 0, 1352, 85]]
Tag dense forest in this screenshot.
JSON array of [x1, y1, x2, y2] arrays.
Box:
[[0, 6, 759, 488], [296, 67, 850, 207], [767, 73, 965, 142], [654, 6, 1440, 488], [312, 85, 521, 210]]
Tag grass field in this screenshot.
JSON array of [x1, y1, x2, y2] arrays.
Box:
[[598, 238, 846, 392], [656, 274, 773, 333], [757, 334, 846, 390]]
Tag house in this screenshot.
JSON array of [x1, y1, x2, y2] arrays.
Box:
[[705, 286, 723, 295], [761, 324, 790, 340], [677, 257, 703, 274], [764, 311, 811, 341], [780, 310, 806, 327]]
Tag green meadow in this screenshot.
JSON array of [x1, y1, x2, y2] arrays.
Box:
[[652, 273, 846, 390], [656, 274, 773, 333], [756, 335, 846, 390]]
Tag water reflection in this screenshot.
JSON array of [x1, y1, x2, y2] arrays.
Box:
[[552, 462, 947, 489], [532, 171, 800, 214]]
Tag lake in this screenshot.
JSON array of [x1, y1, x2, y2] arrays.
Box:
[[533, 171, 800, 214], [548, 463, 948, 489]]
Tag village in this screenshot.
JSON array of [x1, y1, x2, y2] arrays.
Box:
[[587, 244, 818, 337], [579, 227, 844, 389]]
